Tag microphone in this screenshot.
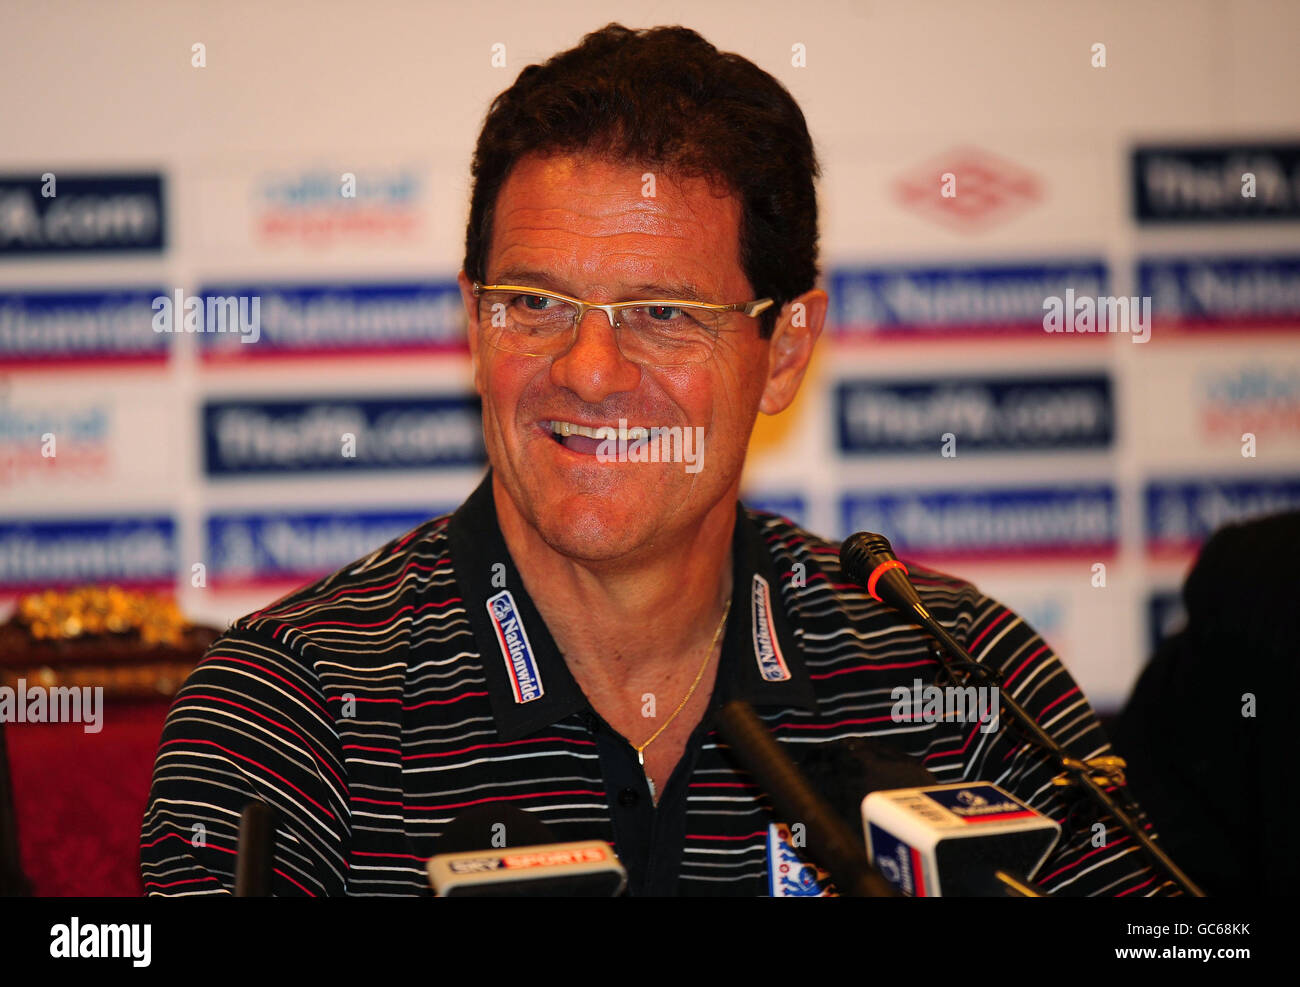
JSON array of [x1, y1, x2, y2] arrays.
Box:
[[789, 738, 1058, 895], [840, 529, 1207, 897], [862, 782, 1060, 896], [714, 700, 897, 897], [233, 801, 277, 897], [426, 804, 627, 896]]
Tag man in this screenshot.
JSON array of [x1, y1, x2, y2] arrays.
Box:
[[141, 23, 1172, 896]]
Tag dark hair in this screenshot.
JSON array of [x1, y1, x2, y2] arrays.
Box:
[[463, 23, 821, 338]]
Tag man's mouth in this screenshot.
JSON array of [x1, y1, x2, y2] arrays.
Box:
[[541, 419, 653, 456]]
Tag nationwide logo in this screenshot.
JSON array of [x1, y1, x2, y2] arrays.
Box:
[[254, 166, 426, 246], [831, 261, 1108, 339], [0, 173, 165, 256], [750, 574, 790, 682], [0, 289, 167, 365], [841, 485, 1118, 562], [487, 590, 544, 703], [893, 147, 1041, 232], [1199, 365, 1300, 437], [0, 401, 110, 486], [1132, 143, 1300, 223], [922, 785, 1035, 824], [203, 395, 484, 476], [197, 280, 466, 359], [0, 517, 176, 592], [836, 374, 1113, 454], [1138, 254, 1300, 331], [207, 509, 444, 587], [1145, 477, 1300, 554]]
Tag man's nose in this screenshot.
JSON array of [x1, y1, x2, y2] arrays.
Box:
[[549, 307, 642, 402]]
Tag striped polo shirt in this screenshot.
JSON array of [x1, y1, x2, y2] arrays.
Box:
[[141, 470, 1174, 897]]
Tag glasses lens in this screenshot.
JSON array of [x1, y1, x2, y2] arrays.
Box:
[[478, 290, 577, 356], [617, 305, 723, 365]]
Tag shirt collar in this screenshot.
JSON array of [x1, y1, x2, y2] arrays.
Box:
[[446, 470, 815, 742]]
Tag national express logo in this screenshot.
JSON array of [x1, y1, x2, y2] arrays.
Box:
[[840, 485, 1118, 562], [1197, 365, 1300, 437], [835, 374, 1113, 454], [0, 173, 165, 256], [830, 261, 1108, 338], [253, 166, 426, 246], [202, 395, 484, 476], [0, 400, 110, 486], [196, 280, 466, 359]]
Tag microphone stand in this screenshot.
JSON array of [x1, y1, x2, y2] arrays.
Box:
[[841, 533, 1206, 898]]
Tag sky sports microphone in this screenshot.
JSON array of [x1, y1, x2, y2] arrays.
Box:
[[426, 804, 627, 896], [863, 782, 1060, 896]]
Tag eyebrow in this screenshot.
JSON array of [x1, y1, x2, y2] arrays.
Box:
[[488, 268, 708, 302]]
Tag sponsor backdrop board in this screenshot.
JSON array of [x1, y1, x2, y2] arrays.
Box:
[[4, 1, 1300, 712]]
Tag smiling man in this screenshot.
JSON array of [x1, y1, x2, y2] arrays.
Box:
[[142, 23, 1173, 897]]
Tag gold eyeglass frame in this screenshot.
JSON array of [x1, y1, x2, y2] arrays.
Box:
[[471, 281, 775, 358]]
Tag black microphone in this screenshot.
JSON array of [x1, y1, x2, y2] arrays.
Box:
[[233, 801, 277, 897], [426, 804, 627, 896], [714, 700, 897, 897], [841, 530, 988, 676]]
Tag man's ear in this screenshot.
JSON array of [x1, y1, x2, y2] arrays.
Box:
[[758, 288, 827, 415], [457, 270, 483, 394]]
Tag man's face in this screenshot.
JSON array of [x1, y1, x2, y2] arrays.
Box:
[[457, 153, 784, 563]]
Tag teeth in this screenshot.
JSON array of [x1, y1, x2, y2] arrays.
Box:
[[549, 421, 651, 441]]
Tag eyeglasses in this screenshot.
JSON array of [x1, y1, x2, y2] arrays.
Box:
[[471, 282, 774, 367]]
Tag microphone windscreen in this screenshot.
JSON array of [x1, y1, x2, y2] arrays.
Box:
[[791, 739, 938, 830], [435, 804, 554, 855]]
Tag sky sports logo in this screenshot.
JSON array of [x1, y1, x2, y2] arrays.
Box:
[[830, 260, 1107, 337], [0, 173, 165, 256], [0, 289, 167, 364], [1138, 254, 1300, 329], [1144, 476, 1300, 552], [206, 508, 446, 585], [0, 517, 176, 591], [835, 374, 1113, 454], [203, 396, 484, 475], [195, 280, 466, 358], [840, 485, 1118, 561]]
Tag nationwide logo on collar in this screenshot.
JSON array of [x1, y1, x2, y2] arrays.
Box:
[[487, 590, 544, 703], [751, 574, 791, 682]]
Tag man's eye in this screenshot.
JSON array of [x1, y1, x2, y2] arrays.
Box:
[[646, 305, 683, 320], [520, 295, 554, 311]]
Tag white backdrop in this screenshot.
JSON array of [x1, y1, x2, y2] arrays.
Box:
[[3, 0, 1300, 711]]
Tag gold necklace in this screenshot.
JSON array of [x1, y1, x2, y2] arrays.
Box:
[[634, 595, 732, 800]]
